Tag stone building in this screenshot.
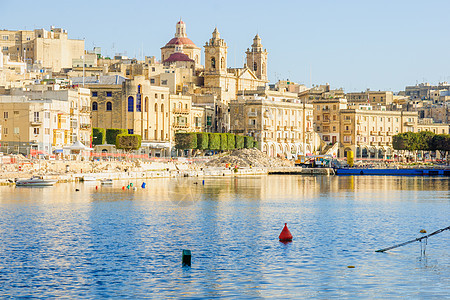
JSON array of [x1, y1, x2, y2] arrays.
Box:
[[0, 27, 84, 71], [0, 85, 90, 154], [346, 90, 393, 105], [229, 89, 318, 159]]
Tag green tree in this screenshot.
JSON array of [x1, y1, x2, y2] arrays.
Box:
[[244, 136, 254, 149], [208, 133, 220, 150], [235, 135, 244, 149], [115, 134, 142, 151], [227, 133, 236, 150], [196, 133, 209, 150], [175, 132, 197, 150], [417, 130, 435, 151], [219, 133, 228, 151], [106, 128, 127, 145], [431, 134, 450, 160], [92, 127, 106, 146]]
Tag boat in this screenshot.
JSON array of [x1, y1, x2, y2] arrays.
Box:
[[82, 175, 97, 181], [100, 179, 113, 185], [15, 176, 58, 187]]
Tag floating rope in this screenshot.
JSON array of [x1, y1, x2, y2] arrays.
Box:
[[375, 225, 450, 253]]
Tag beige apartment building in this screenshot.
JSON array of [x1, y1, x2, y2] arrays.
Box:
[[0, 27, 84, 71], [346, 90, 393, 105], [417, 118, 449, 134], [230, 89, 318, 159], [0, 85, 90, 154]]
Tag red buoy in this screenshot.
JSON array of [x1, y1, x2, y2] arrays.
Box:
[[279, 223, 293, 242]]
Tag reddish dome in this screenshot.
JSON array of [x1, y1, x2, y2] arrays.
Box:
[[163, 52, 194, 63], [177, 20, 185, 24], [165, 37, 196, 47]]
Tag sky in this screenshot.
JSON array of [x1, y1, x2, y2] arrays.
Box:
[[2, 0, 450, 92]]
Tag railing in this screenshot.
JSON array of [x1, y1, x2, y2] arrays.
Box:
[[173, 123, 189, 128], [173, 108, 190, 114], [80, 123, 91, 129], [30, 121, 42, 126], [247, 111, 258, 117]]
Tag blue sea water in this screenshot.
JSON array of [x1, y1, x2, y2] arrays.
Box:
[[0, 175, 448, 299]]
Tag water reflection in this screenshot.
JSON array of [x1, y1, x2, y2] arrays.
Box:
[[0, 176, 448, 298]]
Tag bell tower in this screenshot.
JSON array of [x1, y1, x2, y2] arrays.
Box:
[[204, 28, 227, 75], [246, 34, 268, 81]]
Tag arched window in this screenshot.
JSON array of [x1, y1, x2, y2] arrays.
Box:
[[106, 101, 112, 111], [211, 57, 216, 69], [145, 97, 148, 112], [161, 104, 164, 112], [128, 96, 134, 112], [92, 101, 98, 111], [195, 55, 199, 63], [253, 62, 257, 72], [154, 103, 158, 112], [221, 57, 225, 69], [137, 85, 141, 94]]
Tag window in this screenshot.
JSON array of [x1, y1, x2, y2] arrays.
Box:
[[161, 104, 164, 112], [155, 94, 158, 99], [152, 67, 155, 72], [253, 62, 257, 72], [136, 95, 142, 112], [45, 112, 50, 119], [128, 129, 134, 134], [221, 57, 225, 69], [137, 85, 141, 93], [161, 80, 167, 85], [145, 97, 148, 112], [154, 103, 158, 112], [34, 112, 40, 122], [33, 128, 39, 135], [128, 96, 134, 112], [161, 94, 164, 99], [150, 78, 155, 84], [106, 91, 112, 97], [92, 101, 98, 111], [211, 57, 216, 69], [14, 127, 19, 134], [2, 46, 8, 51], [3, 127, 7, 134], [106, 102, 112, 111], [2, 35, 8, 40], [92, 91, 97, 97], [3, 112, 8, 118], [45, 128, 50, 135]]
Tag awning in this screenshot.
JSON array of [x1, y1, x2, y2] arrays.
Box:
[[53, 149, 64, 154]]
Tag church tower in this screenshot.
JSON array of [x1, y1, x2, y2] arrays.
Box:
[[204, 28, 228, 75], [246, 34, 268, 81]]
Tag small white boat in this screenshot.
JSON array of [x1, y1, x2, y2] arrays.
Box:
[[82, 175, 97, 182], [100, 179, 113, 185], [16, 176, 57, 187]]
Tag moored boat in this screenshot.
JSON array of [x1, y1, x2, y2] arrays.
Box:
[[15, 176, 58, 187], [100, 179, 113, 185]]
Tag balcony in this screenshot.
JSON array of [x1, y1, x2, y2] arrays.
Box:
[[306, 115, 313, 121], [173, 123, 189, 128], [404, 121, 414, 126], [387, 132, 394, 136], [277, 125, 282, 131], [80, 123, 91, 130], [277, 137, 283, 142], [378, 131, 386, 136], [173, 108, 190, 114], [344, 130, 352, 134], [344, 119, 352, 124], [80, 106, 90, 113], [30, 120, 42, 126], [247, 111, 258, 117], [370, 131, 378, 135], [263, 125, 271, 130]]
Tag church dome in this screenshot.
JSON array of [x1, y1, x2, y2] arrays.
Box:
[[165, 37, 197, 47], [163, 52, 194, 63]]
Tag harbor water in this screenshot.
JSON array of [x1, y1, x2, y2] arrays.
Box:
[[0, 176, 449, 298]]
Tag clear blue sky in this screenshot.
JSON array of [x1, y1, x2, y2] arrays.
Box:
[[2, 0, 450, 92]]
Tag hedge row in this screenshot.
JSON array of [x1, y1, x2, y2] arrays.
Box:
[[175, 132, 255, 150]]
